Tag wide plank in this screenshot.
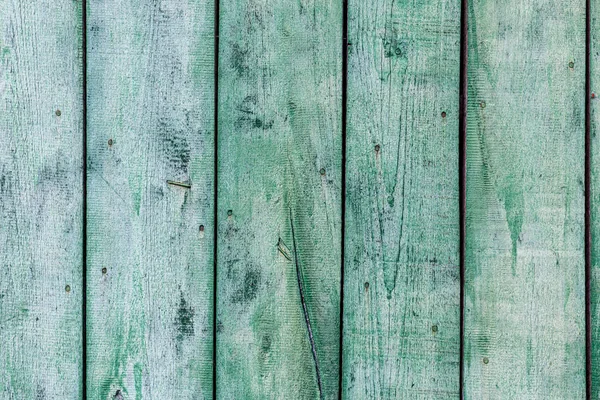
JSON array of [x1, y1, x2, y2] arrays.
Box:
[[216, 0, 343, 398], [86, 0, 215, 397], [342, 0, 461, 398], [0, 0, 83, 398], [464, 0, 586, 397]]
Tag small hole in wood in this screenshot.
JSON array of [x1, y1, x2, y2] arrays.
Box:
[[441, 111, 446, 118], [319, 168, 326, 176], [199, 225, 205, 232], [102, 267, 107, 275], [108, 138, 113, 146]]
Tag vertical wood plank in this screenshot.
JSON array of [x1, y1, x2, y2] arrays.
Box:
[[0, 1, 83, 398], [342, 0, 461, 398], [465, 0, 586, 397], [591, 0, 600, 395], [86, 0, 214, 397], [216, 0, 342, 398]]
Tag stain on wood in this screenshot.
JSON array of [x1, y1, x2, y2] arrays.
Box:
[[86, 0, 215, 397], [0, 0, 84, 398], [464, 0, 586, 397], [216, 0, 343, 398]]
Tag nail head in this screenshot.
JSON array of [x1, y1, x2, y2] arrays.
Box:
[[65, 285, 71, 293], [55, 109, 61, 116], [108, 138, 113, 146], [483, 357, 489, 364]]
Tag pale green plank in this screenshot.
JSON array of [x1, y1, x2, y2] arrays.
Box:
[[591, 0, 600, 395], [86, 0, 214, 397], [342, 0, 461, 398], [216, 0, 342, 398], [465, 0, 585, 397], [0, 0, 83, 398]]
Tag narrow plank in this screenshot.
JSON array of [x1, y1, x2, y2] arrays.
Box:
[[464, 0, 586, 397], [590, 0, 600, 395], [0, 0, 83, 397], [216, 0, 342, 398], [86, 0, 214, 397], [342, 0, 461, 398]]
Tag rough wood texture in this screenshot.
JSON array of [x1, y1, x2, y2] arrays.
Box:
[[465, 0, 586, 397], [216, 0, 342, 398], [0, 1, 83, 398], [86, 0, 214, 397], [342, 1, 461, 398]]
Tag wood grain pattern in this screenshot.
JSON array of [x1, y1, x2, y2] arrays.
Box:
[[216, 0, 342, 398], [342, 1, 461, 398], [0, 0, 83, 398], [464, 0, 586, 397], [86, 0, 214, 398]]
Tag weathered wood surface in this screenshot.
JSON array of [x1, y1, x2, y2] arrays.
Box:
[[342, 0, 461, 398], [464, 0, 586, 397], [216, 0, 342, 398], [0, 0, 84, 398], [86, 0, 214, 398]]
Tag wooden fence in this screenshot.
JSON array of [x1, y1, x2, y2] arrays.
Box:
[[0, 0, 596, 398]]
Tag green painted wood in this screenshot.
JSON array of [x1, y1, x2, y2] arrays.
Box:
[[216, 0, 342, 398], [0, 1, 83, 398], [342, 1, 461, 398], [591, 0, 600, 395], [86, 0, 214, 398], [464, 0, 586, 397]]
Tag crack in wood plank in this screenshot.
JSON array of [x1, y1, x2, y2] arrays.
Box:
[[289, 208, 323, 399]]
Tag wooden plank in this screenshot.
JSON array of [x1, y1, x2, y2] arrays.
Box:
[[0, 0, 83, 397], [86, 0, 214, 397], [342, 0, 461, 398], [216, 0, 342, 398], [591, 0, 600, 395], [464, 0, 586, 397]]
